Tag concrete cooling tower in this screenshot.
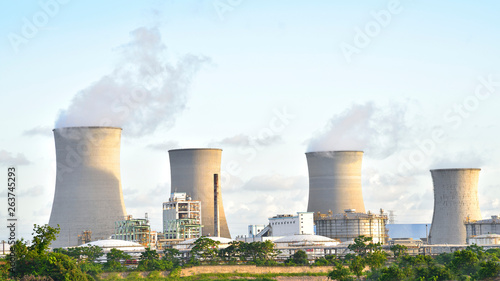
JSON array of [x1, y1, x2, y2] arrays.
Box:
[[168, 148, 230, 238], [49, 127, 127, 248], [428, 168, 482, 245], [306, 151, 365, 215]]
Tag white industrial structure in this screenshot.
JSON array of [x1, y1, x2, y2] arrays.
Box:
[[314, 209, 388, 243], [168, 148, 230, 238], [248, 225, 267, 238], [428, 168, 482, 245], [465, 215, 500, 244], [306, 151, 365, 215], [268, 212, 314, 236], [49, 127, 128, 248], [163, 192, 202, 239]]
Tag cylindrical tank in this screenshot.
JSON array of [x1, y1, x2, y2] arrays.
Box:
[[428, 168, 482, 245], [49, 127, 127, 248], [168, 148, 230, 238], [306, 151, 365, 215]]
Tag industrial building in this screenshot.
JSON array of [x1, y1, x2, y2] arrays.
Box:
[[314, 209, 388, 244], [49, 126, 128, 248], [268, 212, 314, 236], [168, 148, 230, 238], [465, 215, 500, 244], [248, 225, 267, 238], [306, 151, 365, 215], [428, 169, 482, 245], [113, 215, 156, 248], [163, 192, 202, 240]]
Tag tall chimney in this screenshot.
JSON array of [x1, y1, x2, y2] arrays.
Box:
[[49, 127, 127, 248], [428, 168, 482, 244], [214, 174, 220, 237], [168, 148, 230, 238], [306, 151, 365, 215]]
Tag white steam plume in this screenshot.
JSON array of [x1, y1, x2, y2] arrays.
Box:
[[307, 102, 407, 158], [55, 26, 209, 136]]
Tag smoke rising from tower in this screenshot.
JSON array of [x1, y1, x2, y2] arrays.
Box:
[[55, 26, 208, 137]]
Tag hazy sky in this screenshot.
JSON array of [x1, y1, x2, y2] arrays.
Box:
[[2, 0, 500, 240]]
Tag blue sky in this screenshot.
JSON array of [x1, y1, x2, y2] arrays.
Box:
[[1, 0, 500, 240]]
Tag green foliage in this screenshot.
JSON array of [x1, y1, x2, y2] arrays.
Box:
[[434, 252, 454, 266], [476, 260, 500, 279], [328, 262, 354, 281], [286, 250, 308, 265], [79, 261, 103, 277], [349, 255, 365, 278], [190, 237, 221, 263], [449, 249, 480, 276], [375, 265, 406, 281], [389, 244, 408, 258], [104, 248, 131, 272], [10, 224, 91, 281], [163, 247, 181, 267], [125, 271, 142, 280], [414, 264, 453, 281], [137, 247, 173, 271], [365, 250, 387, 270], [348, 235, 381, 257], [53, 245, 103, 263]]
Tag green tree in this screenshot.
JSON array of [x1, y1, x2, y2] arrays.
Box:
[[10, 224, 89, 280], [104, 248, 131, 272], [328, 262, 354, 281], [389, 244, 408, 258], [377, 265, 406, 281], [476, 260, 500, 279], [449, 249, 480, 276], [348, 236, 381, 257], [287, 250, 308, 265], [137, 247, 173, 271], [349, 255, 365, 278], [190, 237, 220, 263], [163, 247, 181, 267], [365, 250, 387, 270]]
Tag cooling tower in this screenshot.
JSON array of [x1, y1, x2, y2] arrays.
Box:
[[306, 151, 365, 215], [428, 168, 482, 245], [168, 148, 230, 238], [49, 127, 127, 248]]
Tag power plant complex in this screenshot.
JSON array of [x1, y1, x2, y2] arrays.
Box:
[[45, 126, 495, 251]]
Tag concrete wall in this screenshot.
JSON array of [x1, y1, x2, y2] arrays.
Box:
[[169, 149, 230, 238], [49, 127, 127, 248], [179, 265, 332, 276], [429, 169, 482, 245], [306, 151, 365, 215]]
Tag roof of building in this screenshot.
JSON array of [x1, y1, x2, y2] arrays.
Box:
[[273, 234, 338, 244], [471, 234, 500, 239], [78, 239, 145, 249], [178, 236, 233, 245]]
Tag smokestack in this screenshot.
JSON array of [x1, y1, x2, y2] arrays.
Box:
[[306, 151, 365, 215], [49, 127, 127, 248], [214, 174, 220, 237], [428, 168, 482, 245], [168, 148, 230, 238]]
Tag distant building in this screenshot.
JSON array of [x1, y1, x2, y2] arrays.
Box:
[[268, 212, 315, 236], [163, 192, 202, 240], [114, 215, 155, 248], [248, 225, 267, 238], [314, 209, 388, 244], [465, 215, 500, 244]]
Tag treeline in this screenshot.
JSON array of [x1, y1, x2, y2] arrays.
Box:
[[3, 225, 500, 280], [328, 236, 500, 280]]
